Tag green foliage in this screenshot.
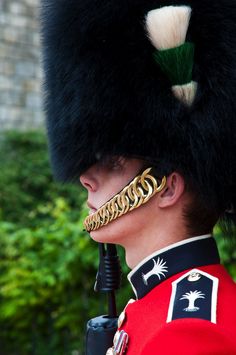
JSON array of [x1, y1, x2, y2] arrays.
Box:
[[0, 209, 94, 354], [214, 226, 236, 280], [0, 131, 131, 354], [0, 130, 86, 227]]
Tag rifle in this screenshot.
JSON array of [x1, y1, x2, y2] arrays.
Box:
[[85, 243, 122, 355]]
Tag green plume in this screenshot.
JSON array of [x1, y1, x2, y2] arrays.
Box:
[[153, 42, 195, 86]]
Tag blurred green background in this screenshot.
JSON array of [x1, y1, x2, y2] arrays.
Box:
[[0, 130, 132, 355], [0, 130, 235, 354]]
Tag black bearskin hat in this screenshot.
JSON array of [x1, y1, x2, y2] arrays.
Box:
[[41, 0, 236, 219]]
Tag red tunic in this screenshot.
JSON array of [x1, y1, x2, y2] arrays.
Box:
[[121, 265, 236, 354], [109, 236, 236, 354]]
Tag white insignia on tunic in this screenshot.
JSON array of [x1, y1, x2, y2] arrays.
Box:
[[142, 257, 168, 285], [166, 268, 219, 324], [180, 290, 205, 312]]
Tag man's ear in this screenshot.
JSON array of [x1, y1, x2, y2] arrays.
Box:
[[158, 172, 185, 208]]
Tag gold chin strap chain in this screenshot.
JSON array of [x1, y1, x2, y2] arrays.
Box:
[[83, 167, 167, 232]]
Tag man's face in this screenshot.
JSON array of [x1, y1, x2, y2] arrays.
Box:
[[80, 157, 189, 267], [80, 157, 147, 243], [80, 157, 144, 215]]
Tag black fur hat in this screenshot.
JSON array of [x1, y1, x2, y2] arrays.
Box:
[[41, 0, 236, 217]]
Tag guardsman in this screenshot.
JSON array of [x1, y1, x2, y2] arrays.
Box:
[[41, 0, 236, 354]]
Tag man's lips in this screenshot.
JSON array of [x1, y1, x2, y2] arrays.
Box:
[[87, 202, 97, 214]]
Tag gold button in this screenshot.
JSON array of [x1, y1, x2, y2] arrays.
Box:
[[188, 272, 201, 282], [118, 311, 126, 328]]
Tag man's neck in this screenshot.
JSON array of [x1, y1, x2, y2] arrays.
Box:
[[124, 226, 190, 269]]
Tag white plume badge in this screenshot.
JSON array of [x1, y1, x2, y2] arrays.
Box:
[[142, 257, 168, 285], [180, 290, 205, 312], [146, 6, 198, 106]]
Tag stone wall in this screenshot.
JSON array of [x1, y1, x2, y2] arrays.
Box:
[[0, 0, 44, 130]]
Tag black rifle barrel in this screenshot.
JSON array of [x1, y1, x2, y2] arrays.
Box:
[[85, 243, 122, 355]]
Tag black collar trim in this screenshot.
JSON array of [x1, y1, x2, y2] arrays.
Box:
[[127, 235, 220, 299]]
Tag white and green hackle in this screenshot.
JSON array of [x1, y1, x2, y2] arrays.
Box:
[[146, 6, 197, 106]]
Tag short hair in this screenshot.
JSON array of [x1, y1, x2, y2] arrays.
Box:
[[182, 181, 221, 236]]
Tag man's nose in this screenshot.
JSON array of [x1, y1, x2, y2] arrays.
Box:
[[80, 169, 98, 192]]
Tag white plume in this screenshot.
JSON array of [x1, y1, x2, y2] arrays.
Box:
[[146, 6, 192, 50], [172, 81, 198, 106]]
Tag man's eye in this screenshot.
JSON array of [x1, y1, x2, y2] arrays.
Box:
[[110, 157, 126, 170], [101, 156, 126, 170]]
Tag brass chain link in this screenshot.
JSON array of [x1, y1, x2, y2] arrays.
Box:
[[83, 168, 167, 232]]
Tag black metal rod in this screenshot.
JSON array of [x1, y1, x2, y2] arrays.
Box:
[[108, 291, 117, 318]]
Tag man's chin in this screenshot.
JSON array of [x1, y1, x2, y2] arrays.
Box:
[[89, 228, 114, 244], [89, 229, 105, 243], [88, 221, 125, 244]]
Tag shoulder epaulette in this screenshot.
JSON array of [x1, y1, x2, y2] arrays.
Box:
[[167, 269, 219, 323]]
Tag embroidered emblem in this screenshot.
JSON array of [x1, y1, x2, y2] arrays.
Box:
[[180, 290, 205, 312], [142, 257, 168, 285], [167, 268, 219, 323]]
